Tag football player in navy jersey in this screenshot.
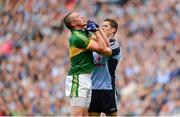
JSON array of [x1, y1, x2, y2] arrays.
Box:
[[88, 19, 122, 116]]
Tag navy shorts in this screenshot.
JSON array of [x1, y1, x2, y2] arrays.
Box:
[[88, 89, 117, 113]]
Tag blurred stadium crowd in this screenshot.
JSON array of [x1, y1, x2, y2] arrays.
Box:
[[0, 0, 180, 116]]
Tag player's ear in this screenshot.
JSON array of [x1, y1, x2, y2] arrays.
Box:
[[71, 21, 76, 27], [111, 28, 116, 33]]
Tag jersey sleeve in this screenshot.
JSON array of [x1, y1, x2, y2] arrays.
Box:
[[110, 39, 123, 61], [112, 45, 123, 61], [71, 31, 90, 48]]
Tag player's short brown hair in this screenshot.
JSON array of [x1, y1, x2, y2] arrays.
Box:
[[104, 18, 118, 35], [64, 12, 74, 30]]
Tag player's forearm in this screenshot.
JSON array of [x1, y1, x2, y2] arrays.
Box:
[[93, 30, 112, 56], [99, 28, 109, 47], [94, 30, 107, 49], [98, 47, 112, 56]]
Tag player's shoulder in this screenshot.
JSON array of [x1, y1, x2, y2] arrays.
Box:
[[112, 38, 123, 48], [72, 30, 89, 40], [72, 30, 86, 36]]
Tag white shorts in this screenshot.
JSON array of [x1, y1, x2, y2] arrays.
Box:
[[65, 74, 92, 107]]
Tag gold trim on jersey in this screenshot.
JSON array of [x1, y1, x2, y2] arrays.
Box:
[[70, 47, 86, 58], [86, 40, 92, 49]]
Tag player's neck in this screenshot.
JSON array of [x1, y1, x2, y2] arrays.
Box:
[[74, 25, 86, 30], [108, 34, 114, 39]]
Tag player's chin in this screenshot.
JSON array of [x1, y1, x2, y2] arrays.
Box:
[[83, 23, 87, 27], [84, 20, 87, 24]]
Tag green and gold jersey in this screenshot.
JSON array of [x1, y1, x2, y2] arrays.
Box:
[[68, 30, 94, 75]]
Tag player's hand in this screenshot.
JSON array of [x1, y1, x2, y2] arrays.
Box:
[[86, 20, 99, 32], [110, 39, 120, 56]]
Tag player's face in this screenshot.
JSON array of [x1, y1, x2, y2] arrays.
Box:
[[70, 12, 87, 28], [101, 21, 114, 37]]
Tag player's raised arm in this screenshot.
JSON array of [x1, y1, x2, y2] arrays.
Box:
[[99, 28, 110, 47], [85, 20, 113, 56]]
